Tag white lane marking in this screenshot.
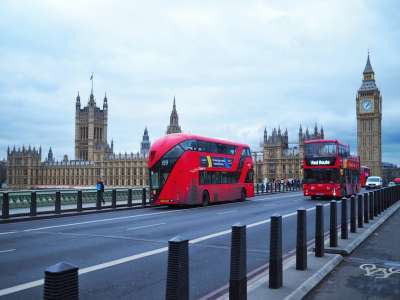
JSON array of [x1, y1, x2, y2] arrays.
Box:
[[252, 193, 302, 202], [216, 210, 237, 215], [0, 231, 17, 235], [0, 249, 16, 254], [0, 280, 44, 297], [21, 210, 179, 233], [126, 223, 165, 231], [0, 202, 319, 297]]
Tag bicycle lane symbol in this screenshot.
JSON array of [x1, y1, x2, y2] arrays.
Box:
[[360, 264, 400, 279]]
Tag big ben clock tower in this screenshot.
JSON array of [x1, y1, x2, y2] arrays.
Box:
[[356, 54, 382, 176]]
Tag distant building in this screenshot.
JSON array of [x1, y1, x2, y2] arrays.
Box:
[[7, 88, 150, 189], [356, 53, 382, 176], [382, 162, 400, 183], [166, 97, 182, 134], [253, 124, 324, 182]]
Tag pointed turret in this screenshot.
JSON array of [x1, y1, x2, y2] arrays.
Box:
[[140, 127, 151, 157], [166, 96, 182, 134], [263, 128, 268, 143], [76, 91, 81, 109], [363, 52, 374, 74], [320, 126, 324, 139], [314, 123, 318, 136], [103, 92, 108, 110], [47, 147, 54, 163]]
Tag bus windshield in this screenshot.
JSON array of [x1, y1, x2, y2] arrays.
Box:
[[305, 142, 337, 158], [303, 168, 339, 183]]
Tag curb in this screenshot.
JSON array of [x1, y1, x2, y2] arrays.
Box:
[[284, 254, 343, 300], [325, 200, 400, 256]]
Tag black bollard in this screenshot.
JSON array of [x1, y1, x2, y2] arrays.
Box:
[[296, 209, 307, 270], [112, 189, 117, 208], [127, 188, 132, 207], [350, 195, 356, 233], [229, 224, 247, 300], [142, 188, 146, 206], [96, 190, 101, 210], [55, 191, 61, 214], [341, 197, 348, 239], [364, 193, 369, 224], [315, 204, 324, 257], [30, 191, 37, 216], [373, 191, 378, 217], [77, 190, 82, 212], [357, 194, 363, 228], [369, 192, 374, 220], [330, 200, 337, 247], [269, 214, 283, 289], [166, 236, 189, 300], [256, 184, 259, 194], [43, 262, 79, 300], [2, 192, 9, 219]]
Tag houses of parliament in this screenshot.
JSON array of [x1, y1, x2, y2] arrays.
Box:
[[6, 89, 182, 189]]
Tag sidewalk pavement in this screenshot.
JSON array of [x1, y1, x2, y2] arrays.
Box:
[[305, 208, 400, 300]]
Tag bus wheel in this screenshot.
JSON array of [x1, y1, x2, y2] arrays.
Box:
[[202, 191, 210, 207], [240, 189, 246, 202]]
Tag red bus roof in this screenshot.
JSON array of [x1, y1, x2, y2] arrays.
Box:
[[304, 139, 348, 146], [148, 133, 250, 168]]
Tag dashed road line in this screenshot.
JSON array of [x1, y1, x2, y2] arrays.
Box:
[[0, 249, 16, 254], [127, 223, 166, 231]]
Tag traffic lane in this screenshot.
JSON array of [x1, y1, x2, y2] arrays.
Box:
[[0, 192, 303, 234], [0, 194, 310, 289], [0, 194, 313, 296], [1, 203, 310, 300], [0, 192, 306, 254], [1, 199, 332, 299]]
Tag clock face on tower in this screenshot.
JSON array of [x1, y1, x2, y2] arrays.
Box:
[[361, 98, 373, 113]]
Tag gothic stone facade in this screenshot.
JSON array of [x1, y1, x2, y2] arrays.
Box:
[[254, 125, 324, 182], [356, 54, 382, 176], [7, 91, 150, 189]]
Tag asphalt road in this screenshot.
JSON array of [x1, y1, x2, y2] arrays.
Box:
[[0, 192, 344, 299]]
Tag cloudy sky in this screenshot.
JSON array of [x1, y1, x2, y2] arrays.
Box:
[[1, 0, 399, 164]]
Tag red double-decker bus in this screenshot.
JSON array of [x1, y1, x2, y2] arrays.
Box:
[[303, 139, 361, 199], [360, 166, 370, 187], [148, 133, 255, 206]]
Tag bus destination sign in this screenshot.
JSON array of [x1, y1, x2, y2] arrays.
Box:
[[200, 156, 233, 168], [305, 157, 336, 166]]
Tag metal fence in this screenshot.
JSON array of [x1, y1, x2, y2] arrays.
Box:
[[0, 187, 148, 219], [254, 181, 302, 195]]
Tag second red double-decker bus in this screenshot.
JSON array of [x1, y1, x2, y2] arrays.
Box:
[[303, 139, 361, 199], [148, 133, 255, 206], [360, 166, 371, 187]]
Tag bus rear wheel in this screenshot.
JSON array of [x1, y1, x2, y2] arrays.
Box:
[[240, 188, 246, 202], [202, 191, 210, 207]]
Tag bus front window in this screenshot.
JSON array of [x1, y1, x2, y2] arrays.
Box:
[[305, 143, 337, 158]]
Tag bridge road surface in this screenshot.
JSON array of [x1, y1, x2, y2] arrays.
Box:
[[0, 192, 344, 299]]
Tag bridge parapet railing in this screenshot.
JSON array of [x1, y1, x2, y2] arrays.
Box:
[[1, 187, 148, 219]]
